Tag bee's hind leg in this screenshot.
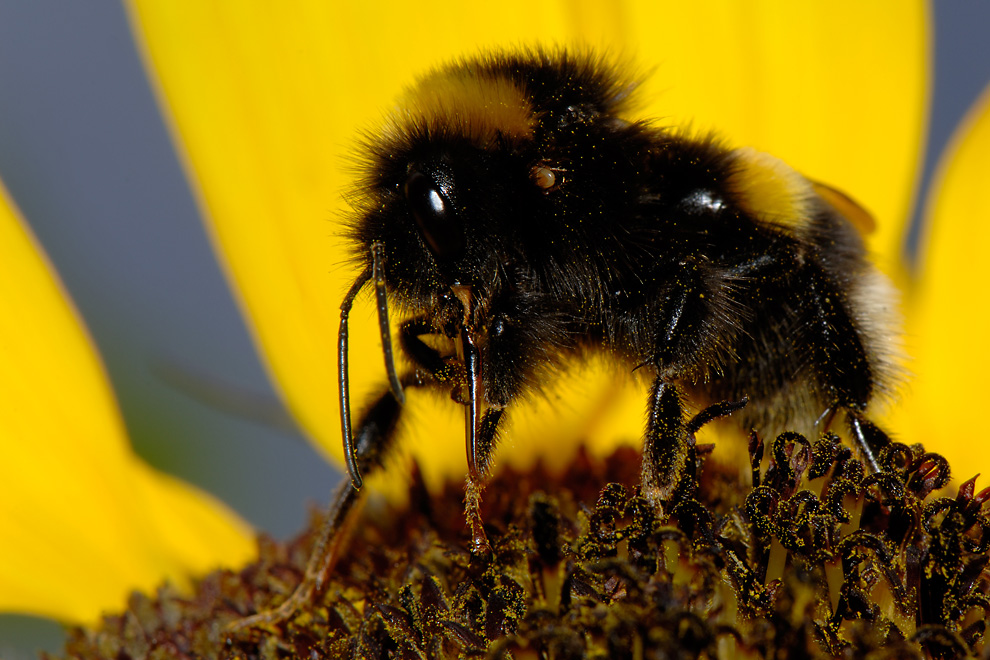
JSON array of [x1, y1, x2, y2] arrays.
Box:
[[847, 411, 890, 473], [641, 379, 747, 511], [227, 382, 410, 633]]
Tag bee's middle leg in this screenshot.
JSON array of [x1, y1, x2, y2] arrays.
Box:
[[641, 379, 748, 511], [641, 379, 690, 509]]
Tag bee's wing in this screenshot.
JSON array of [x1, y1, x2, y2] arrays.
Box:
[[811, 181, 877, 236]]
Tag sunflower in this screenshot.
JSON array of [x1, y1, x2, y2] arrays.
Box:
[[1, 1, 988, 656]]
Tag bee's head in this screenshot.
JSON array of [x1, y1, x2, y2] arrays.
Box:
[[348, 48, 644, 321]]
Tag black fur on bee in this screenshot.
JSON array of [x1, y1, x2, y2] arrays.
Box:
[[337, 47, 900, 510]]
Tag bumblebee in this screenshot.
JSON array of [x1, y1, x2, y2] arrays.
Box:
[[228, 48, 903, 629], [337, 48, 899, 540]]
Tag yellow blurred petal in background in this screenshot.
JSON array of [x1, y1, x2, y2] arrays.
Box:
[[0, 183, 254, 624], [126, 0, 927, 496], [899, 83, 990, 475]]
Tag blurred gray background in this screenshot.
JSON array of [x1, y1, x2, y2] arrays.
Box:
[[0, 3, 988, 657]]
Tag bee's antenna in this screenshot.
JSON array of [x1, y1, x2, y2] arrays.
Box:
[[372, 242, 405, 405], [339, 268, 372, 489]]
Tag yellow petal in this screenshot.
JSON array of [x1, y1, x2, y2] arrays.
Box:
[[127, 2, 927, 493], [894, 83, 990, 473], [0, 183, 254, 624]]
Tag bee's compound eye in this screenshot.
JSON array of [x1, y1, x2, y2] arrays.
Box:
[[405, 170, 464, 260], [531, 165, 557, 190]]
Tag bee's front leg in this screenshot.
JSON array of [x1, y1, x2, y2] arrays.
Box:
[[226, 380, 412, 633]]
